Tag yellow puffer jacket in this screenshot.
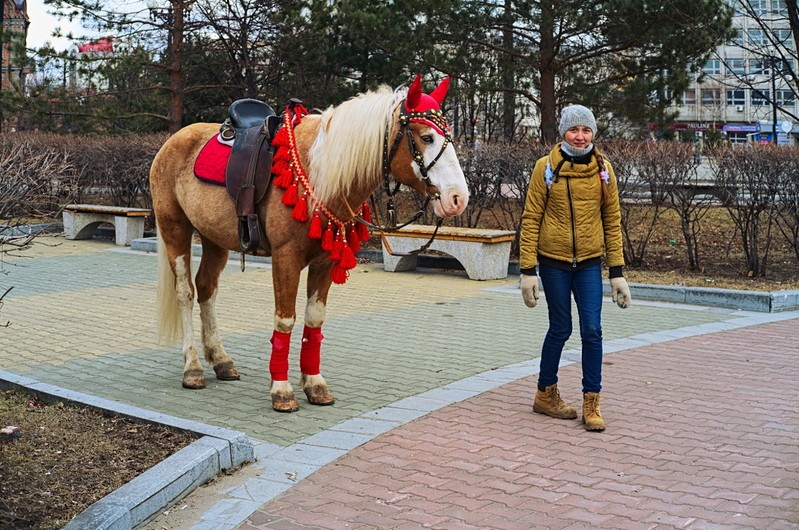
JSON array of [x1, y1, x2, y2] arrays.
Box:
[[519, 144, 624, 271]]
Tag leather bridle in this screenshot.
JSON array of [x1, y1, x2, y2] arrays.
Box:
[[351, 101, 455, 256], [356, 101, 451, 242]]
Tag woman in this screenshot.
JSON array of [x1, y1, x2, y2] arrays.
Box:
[[519, 104, 631, 431]]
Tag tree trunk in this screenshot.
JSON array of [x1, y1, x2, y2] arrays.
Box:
[[538, 3, 557, 144], [167, 1, 186, 135], [501, 0, 515, 141]]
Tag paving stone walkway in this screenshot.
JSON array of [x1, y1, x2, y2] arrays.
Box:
[[0, 237, 796, 529]]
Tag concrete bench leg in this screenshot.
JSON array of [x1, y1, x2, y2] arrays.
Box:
[[381, 241, 419, 272], [114, 215, 145, 246], [63, 211, 103, 240], [437, 240, 512, 280]]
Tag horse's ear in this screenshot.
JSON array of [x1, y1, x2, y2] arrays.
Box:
[[406, 73, 423, 110], [430, 77, 450, 105]]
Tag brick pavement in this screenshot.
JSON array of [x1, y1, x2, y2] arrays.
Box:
[[1, 237, 797, 529], [236, 318, 799, 530]]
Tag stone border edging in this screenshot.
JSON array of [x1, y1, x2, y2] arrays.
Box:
[[0, 371, 254, 530], [129, 237, 799, 312]]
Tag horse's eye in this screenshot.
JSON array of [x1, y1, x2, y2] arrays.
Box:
[[421, 135, 434, 144]]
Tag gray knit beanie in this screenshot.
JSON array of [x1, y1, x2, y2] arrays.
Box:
[[558, 105, 597, 137]]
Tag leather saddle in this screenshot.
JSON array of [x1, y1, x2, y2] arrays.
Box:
[[220, 98, 281, 254]]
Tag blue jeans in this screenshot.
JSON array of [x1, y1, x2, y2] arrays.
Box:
[[537, 263, 604, 393]]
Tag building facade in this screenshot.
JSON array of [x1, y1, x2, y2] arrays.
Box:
[[670, 0, 797, 145], [1, 0, 29, 92]]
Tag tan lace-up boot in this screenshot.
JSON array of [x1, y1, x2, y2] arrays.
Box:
[[582, 392, 605, 431], [533, 384, 577, 419]]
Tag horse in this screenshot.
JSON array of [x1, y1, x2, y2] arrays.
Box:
[[150, 74, 469, 412]]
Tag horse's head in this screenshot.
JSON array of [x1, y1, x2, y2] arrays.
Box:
[[388, 74, 469, 218]]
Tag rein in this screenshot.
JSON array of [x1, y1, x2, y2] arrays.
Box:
[[355, 101, 451, 256]]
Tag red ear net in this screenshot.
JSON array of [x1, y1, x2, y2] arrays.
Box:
[[429, 77, 450, 106]]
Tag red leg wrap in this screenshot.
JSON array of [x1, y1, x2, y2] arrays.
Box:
[[269, 330, 292, 381], [300, 325, 324, 375]]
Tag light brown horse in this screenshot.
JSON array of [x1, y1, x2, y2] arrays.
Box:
[[150, 75, 469, 412]]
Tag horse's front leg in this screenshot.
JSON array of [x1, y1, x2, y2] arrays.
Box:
[[301, 260, 336, 406], [269, 253, 303, 412]]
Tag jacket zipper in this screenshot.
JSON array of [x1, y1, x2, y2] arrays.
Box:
[[566, 177, 577, 267]]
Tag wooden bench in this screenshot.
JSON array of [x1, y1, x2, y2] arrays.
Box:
[[62, 204, 152, 246], [381, 224, 516, 280]]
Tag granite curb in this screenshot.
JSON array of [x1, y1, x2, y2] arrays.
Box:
[[131, 236, 799, 312], [0, 370, 254, 530]]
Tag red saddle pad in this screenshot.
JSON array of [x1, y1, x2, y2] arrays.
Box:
[[194, 135, 232, 185]]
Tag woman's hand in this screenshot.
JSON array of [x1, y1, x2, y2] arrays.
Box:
[[610, 277, 631, 308], [520, 274, 540, 308]]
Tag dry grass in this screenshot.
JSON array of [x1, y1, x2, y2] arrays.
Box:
[[621, 207, 799, 291], [0, 389, 195, 530]]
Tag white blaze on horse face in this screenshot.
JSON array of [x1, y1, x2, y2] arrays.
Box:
[[417, 127, 470, 218]]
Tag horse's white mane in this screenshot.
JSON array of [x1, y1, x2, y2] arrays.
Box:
[[308, 85, 407, 204]]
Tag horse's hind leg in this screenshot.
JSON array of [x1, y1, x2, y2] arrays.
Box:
[[158, 220, 206, 389], [196, 237, 240, 382], [301, 260, 336, 406]]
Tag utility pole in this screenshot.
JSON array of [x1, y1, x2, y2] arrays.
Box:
[[771, 55, 778, 145]]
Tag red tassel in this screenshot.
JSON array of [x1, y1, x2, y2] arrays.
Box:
[[292, 104, 309, 126], [308, 211, 323, 239], [270, 127, 288, 148], [361, 202, 372, 223], [348, 225, 361, 254], [321, 224, 334, 251], [271, 158, 290, 184], [282, 180, 299, 206], [330, 263, 349, 284], [330, 233, 344, 261], [292, 193, 309, 222], [340, 242, 357, 269], [356, 221, 370, 242]]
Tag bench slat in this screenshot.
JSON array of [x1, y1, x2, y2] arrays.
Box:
[[387, 224, 516, 244], [64, 204, 152, 217]]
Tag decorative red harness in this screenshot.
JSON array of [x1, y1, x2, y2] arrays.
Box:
[[270, 105, 372, 285]]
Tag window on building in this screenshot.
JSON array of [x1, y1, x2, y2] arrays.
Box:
[[773, 0, 788, 15], [750, 0, 769, 15], [730, 28, 745, 46], [702, 59, 721, 75], [749, 29, 767, 46], [701, 88, 722, 105], [775, 29, 793, 46], [726, 58, 746, 76], [750, 58, 771, 75], [724, 0, 744, 15], [727, 89, 746, 106], [752, 89, 771, 106], [727, 132, 749, 145], [773, 57, 793, 73], [776, 89, 796, 106], [682, 89, 696, 105]]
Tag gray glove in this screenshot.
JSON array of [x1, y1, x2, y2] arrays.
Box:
[[520, 274, 540, 308], [610, 277, 632, 308]]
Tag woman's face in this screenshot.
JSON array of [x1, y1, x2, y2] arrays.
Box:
[[564, 126, 593, 149]]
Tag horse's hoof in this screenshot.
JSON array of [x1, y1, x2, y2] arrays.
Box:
[[272, 395, 300, 413], [304, 386, 335, 406], [182, 370, 205, 389], [214, 362, 240, 381]]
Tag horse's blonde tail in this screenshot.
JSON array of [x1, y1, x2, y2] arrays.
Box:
[[156, 231, 183, 344]]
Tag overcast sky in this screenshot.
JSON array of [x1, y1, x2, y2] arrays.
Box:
[[25, 0, 147, 51]]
